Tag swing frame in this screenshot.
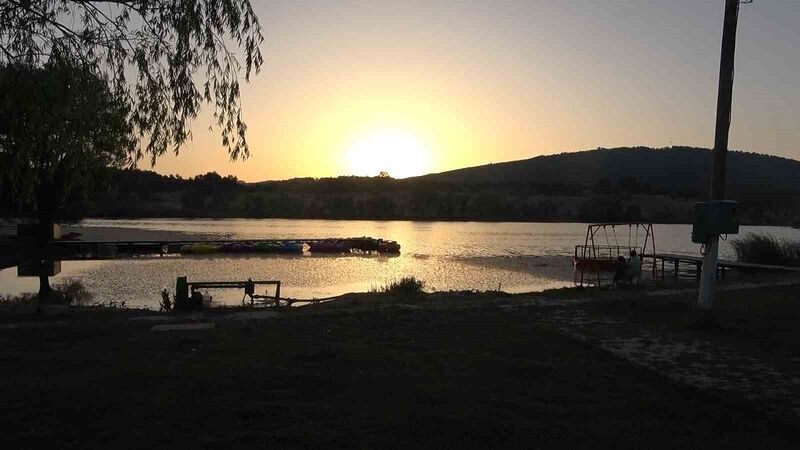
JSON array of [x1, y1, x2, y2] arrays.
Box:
[[573, 223, 658, 287]]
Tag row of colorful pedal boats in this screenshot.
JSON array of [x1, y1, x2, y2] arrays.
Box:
[[177, 237, 401, 255]]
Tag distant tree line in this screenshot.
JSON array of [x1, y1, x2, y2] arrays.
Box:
[[3, 167, 796, 225]]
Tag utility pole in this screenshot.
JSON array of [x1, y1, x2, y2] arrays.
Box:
[[698, 0, 742, 310]]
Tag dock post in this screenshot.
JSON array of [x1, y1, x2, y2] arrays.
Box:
[[275, 282, 281, 302]]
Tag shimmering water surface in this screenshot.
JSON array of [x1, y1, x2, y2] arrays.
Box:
[[2, 219, 799, 309]]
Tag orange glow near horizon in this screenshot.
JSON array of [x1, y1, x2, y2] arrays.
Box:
[[148, 1, 800, 182], [344, 128, 433, 178]]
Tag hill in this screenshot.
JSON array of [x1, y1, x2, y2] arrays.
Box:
[[412, 146, 800, 193], [3, 146, 800, 225]]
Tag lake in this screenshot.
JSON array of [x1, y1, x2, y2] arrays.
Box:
[[2, 219, 798, 309]]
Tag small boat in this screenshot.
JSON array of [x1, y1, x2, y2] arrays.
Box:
[[275, 242, 304, 253], [377, 240, 401, 254], [348, 237, 380, 252], [180, 243, 220, 254], [255, 242, 280, 253], [309, 240, 351, 253], [220, 242, 256, 253], [165, 243, 185, 254]]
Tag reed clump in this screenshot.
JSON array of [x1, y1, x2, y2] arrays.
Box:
[[373, 276, 426, 296], [731, 233, 800, 267]]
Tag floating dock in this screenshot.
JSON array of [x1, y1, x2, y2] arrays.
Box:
[[2, 236, 401, 267]]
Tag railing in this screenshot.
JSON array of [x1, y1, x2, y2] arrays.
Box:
[[574, 244, 642, 261], [188, 280, 281, 306]]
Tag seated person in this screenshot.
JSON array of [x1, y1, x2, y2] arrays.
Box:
[[190, 289, 203, 309], [612, 255, 628, 288], [626, 250, 642, 285]]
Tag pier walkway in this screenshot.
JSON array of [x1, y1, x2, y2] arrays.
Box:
[[648, 253, 800, 281], [1, 236, 400, 270]]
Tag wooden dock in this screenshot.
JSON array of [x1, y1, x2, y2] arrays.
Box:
[[8, 236, 398, 262], [648, 253, 800, 281]]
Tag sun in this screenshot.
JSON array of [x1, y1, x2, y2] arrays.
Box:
[[345, 129, 432, 178]]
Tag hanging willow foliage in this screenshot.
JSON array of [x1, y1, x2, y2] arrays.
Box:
[[0, 0, 264, 164]]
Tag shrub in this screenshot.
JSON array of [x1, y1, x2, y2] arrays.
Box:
[[0, 293, 36, 304], [52, 279, 94, 305], [730, 233, 800, 267], [377, 277, 426, 296], [0, 280, 95, 308]]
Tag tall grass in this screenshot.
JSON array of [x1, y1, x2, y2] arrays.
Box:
[[0, 280, 94, 306], [730, 233, 800, 267], [372, 276, 426, 296]]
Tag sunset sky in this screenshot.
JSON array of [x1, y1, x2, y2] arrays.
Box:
[[152, 0, 800, 182]]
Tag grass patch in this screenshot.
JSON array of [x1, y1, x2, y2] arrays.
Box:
[[731, 233, 800, 267], [0, 299, 796, 448], [372, 276, 426, 296]]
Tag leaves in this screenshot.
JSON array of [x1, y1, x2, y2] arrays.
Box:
[[0, 0, 264, 163], [0, 57, 135, 214]]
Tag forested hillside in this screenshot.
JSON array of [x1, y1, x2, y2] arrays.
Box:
[[2, 147, 799, 225], [413, 146, 800, 194]]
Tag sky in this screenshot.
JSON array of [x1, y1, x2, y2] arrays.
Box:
[[151, 0, 800, 182]]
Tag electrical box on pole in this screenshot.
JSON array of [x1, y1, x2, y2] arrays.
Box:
[[692, 200, 739, 244]]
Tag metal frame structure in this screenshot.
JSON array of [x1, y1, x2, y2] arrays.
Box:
[[574, 223, 658, 287]]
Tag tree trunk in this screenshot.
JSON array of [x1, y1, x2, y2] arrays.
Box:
[[36, 186, 56, 308], [38, 262, 52, 299]]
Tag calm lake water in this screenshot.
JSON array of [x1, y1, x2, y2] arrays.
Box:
[[2, 219, 799, 309]]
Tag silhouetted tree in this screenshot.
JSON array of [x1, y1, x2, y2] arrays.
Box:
[[623, 204, 642, 221], [595, 178, 613, 194], [0, 0, 263, 162], [181, 191, 206, 213], [0, 58, 134, 300], [244, 195, 268, 218], [1, 1, 263, 300]]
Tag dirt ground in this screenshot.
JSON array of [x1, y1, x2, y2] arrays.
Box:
[[1, 283, 799, 449]]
